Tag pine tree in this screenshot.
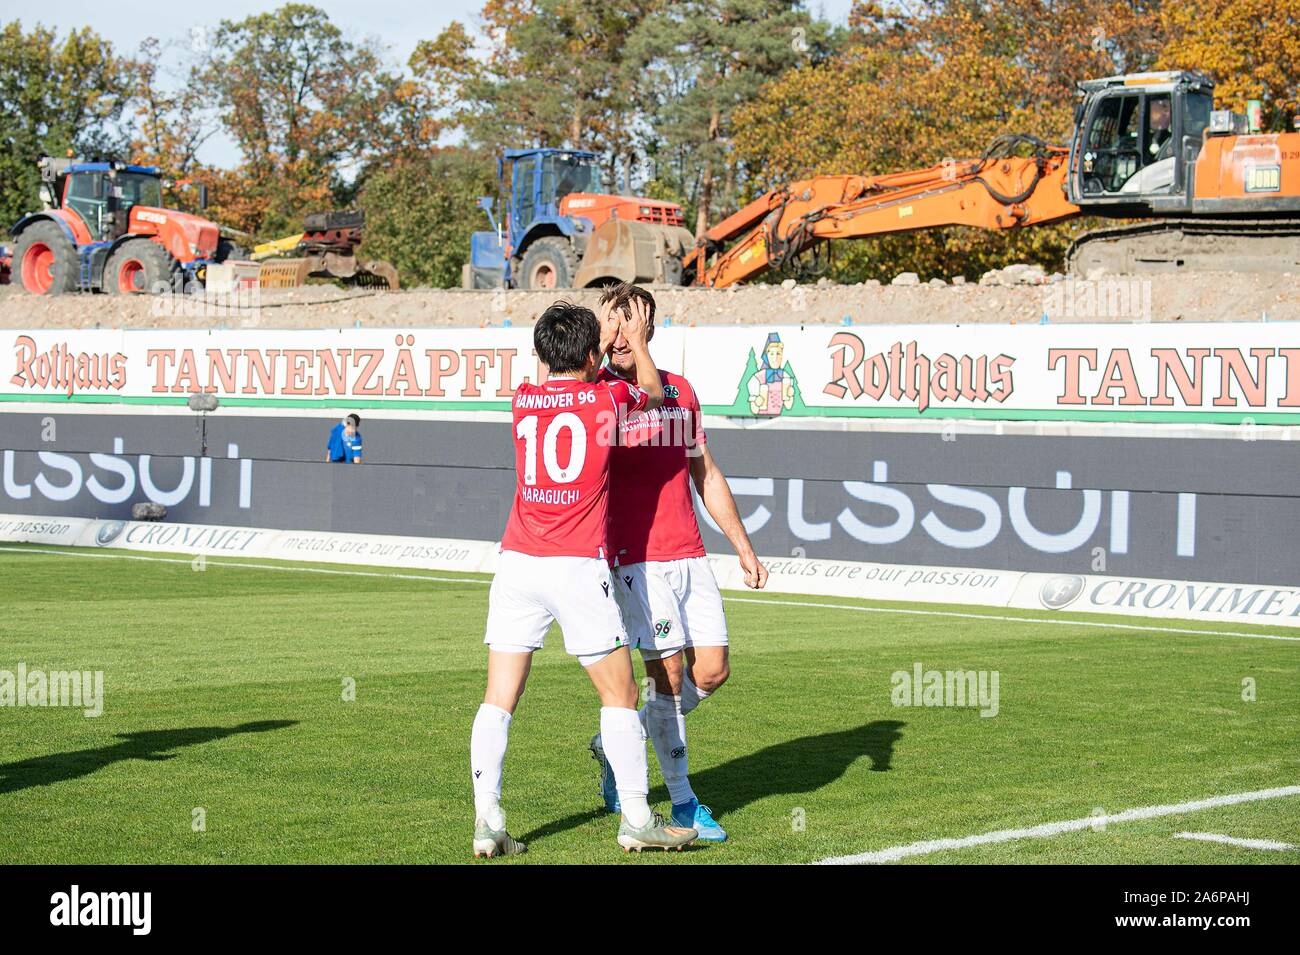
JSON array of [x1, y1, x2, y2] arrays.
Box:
[[626, 0, 836, 236]]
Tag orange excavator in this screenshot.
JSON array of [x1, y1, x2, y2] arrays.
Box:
[[684, 71, 1300, 286]]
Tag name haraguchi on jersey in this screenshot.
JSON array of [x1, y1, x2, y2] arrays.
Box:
[[500, 375, 647, 558], [602, 368, 708, 565]]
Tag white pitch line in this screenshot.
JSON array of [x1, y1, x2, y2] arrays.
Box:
[[724, 596, 1300, 643], [1173, 831, 1296, 851], [815, 784, 1300, 865], [3, 544, 1299, 642]]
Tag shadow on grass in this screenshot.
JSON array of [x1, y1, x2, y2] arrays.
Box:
[[0, 721, 298, 795], [520, 719, 905, 845]]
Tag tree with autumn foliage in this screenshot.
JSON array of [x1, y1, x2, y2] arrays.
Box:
[[123, 38, 226, 222], [0, 21, 135, 229], [731, 0, 1170, 282], [1159, 0, 1300, 131], [189, 3, 401, 236]]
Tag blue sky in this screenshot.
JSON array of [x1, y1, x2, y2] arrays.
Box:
[[15, 1, 855, 167]]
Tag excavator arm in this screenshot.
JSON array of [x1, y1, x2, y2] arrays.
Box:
[[688, 137, 1081, 287]]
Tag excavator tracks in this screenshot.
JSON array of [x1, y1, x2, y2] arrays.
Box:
[[1066, 218, 1300, 276]]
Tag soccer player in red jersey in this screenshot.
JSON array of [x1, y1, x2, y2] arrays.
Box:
[[470, 299, 698, 857], [590, 283, 769, 843]]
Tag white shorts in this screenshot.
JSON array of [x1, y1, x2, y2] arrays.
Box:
[[484, 550, 628, 657], [612, 556, 728, 658]]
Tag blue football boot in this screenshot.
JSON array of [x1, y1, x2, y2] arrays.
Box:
[[672, 798, 727, 842]]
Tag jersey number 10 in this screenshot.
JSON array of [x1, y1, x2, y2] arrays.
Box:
[[516, 413, 587, 485]]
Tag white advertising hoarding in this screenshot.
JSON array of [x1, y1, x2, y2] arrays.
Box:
[[4, 322, 1298, 424]]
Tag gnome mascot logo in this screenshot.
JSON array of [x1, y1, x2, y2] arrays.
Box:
[[747, 332, 796, 416]]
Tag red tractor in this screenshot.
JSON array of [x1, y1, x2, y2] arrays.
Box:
[[10, 157, 239, 294]]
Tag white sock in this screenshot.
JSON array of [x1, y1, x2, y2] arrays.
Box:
[[470, 703, 511, 829], [645, 694, 695, 806], [679, 671, 712, 716], [601, 706, 651, 827]]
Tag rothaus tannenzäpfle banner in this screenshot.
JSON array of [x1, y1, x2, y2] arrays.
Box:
[[5, 322, 1299, 424]]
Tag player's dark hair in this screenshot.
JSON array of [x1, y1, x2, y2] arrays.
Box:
[[534, 301, 600, 374], [599, 282, 656, 338]]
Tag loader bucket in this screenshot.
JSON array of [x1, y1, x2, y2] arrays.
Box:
[[358, 259, 400, 290], [258, 258, 311, 288], [573, 219, 695, 288], [317, 253, 399, 289], [256, 255, 400, 290]]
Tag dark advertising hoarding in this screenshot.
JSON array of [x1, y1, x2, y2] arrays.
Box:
[[2, 411, 1297, 587]]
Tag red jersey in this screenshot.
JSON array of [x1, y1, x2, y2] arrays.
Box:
[[603, 368, 707, 564], [500, 375, 647, 558]]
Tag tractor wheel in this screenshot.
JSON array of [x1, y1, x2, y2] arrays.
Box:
[[104, 238, 180, 295], [14, 221, 78, 295], [519, 236, 580, 290]]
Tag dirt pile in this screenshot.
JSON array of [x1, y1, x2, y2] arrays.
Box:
[[0, 271, 1295, 329]]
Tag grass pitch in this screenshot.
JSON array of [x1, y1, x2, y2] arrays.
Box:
[[1, 544, 1297, 865]]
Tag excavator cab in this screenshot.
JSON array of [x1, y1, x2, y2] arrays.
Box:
[[1069, 71, 1214, 215]]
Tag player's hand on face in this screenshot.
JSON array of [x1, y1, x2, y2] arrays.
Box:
[[741, 552, 768, 589], [597, 299, 620, 354], [597, 297, 618, 326], [620, 297, 650, 347]]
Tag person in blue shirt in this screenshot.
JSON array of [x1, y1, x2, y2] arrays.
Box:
[[327, 414, 363, 463]]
